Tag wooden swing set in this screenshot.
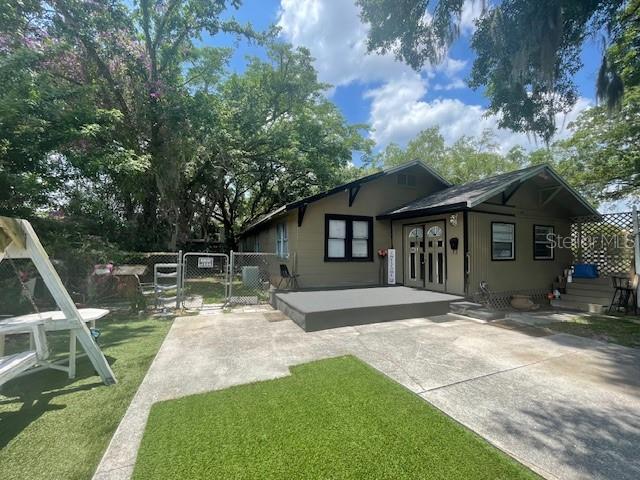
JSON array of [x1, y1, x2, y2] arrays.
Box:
[[0, 216, 116, 387]]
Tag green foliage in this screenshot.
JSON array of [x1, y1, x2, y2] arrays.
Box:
[[545, 1, 640, 203], [357, 0, 630, 142], [369, 127, 527, 184], [134, 356, 539, 479], [597, 0, 639, 109], [554, 86, 640, 202], [0, 0, 370, 251]]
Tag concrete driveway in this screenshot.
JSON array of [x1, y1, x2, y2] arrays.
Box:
[[94, 308, 640, 480]]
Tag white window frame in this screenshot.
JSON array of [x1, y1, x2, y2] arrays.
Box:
[[534, 225, 554, 260], [491, 222, 515, 261], [276, 223, 288, 258]]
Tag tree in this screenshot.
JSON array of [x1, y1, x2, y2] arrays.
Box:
[[369, 127, 526, 184], [546, 0, 640, 203], [357, 0, 631, 142], [0, 1, 370, 251], [190, 45, 372, 249]]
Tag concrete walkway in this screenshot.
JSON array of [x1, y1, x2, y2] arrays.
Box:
[[94, 308, 640, 480]]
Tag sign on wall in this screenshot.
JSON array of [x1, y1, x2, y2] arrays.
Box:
[[197, 256, 214, 269], [387, 249, 396, 284]]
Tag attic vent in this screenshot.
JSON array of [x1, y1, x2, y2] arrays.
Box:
[[398, 174, 416, 187]]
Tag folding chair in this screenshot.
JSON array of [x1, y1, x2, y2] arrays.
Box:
[[277, 264, 299, 290]]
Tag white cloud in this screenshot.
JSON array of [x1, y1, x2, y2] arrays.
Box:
[[433, 78, 467, 91], [278, 0, 467, 87], [459, 0, 485, 34], [278, 0, 589, 154], [366, 75, 591, 153], [278, 0, 415, 87]]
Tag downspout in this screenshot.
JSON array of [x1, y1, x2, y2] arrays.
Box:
[[463, 210, 469, 296]]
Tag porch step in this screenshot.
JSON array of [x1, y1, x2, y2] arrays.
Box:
[[571, 276, 616, 286], [550, 298, 607, 314], [566, 281, 614, 295], [449, 301, 505, 321], [560, 292, 613, 306]]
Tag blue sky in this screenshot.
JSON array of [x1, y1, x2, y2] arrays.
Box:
[[211, 0, 602, 155]]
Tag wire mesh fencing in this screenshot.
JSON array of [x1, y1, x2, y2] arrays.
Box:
[[85, 252, 180, 308], [228, 252, 280, 305], [181, 253, 229, 309]]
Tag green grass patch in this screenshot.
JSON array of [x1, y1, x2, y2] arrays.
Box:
[[547, 314, 640, 348], [183, 279, 226, 304], [133, 356, 539, 480], [0, 315, 172, 480]]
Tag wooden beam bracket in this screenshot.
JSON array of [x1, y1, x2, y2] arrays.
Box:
[[502, 181, 523, 205], [297, 205, 307, 227], [348, 186, 361, 207]]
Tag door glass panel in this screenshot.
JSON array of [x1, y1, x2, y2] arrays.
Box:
[[426, 226, 443, 237], [437, 252, 444, 284], [428, 253, 433, 283], [419, 253, 425, 280], [410, 253, 416, 278]]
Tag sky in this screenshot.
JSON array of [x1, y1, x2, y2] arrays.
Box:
[[209, 0, 605, 161]]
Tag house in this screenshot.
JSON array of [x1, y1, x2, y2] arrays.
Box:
[[239, 161, 598, 297]]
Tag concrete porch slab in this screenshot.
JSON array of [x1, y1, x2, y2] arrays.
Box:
[[273, 286, 463, 331]]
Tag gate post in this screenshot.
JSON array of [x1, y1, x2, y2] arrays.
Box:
[[228, 250, 234, 304], [176, 250, 182, 310]]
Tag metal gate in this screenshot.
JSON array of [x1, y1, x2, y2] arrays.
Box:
[[228, 252, 278, 305], [181, 252, 229, 309]]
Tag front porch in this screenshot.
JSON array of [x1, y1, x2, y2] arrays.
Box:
[[272, 286, 463, 331]]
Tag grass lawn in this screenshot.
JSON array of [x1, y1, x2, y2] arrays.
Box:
[[183, 279, 226, 304], [547, 314, 640, 348], [0, 314, 171, 480], [134, 356, 539, 480]]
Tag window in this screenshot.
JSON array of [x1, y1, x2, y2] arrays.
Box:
[[276, 223, 288, 258], [534, 225, 554, 260], [254, 235, 261, 253], [491, 222, 515, 260], [325, 214, 373, 261]]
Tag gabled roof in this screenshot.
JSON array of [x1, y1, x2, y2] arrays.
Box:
[[242, 160, 451, 234], [378, 164, 599, 219]]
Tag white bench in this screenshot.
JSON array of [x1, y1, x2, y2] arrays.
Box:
[[0, 317, 50, 387], [0, 308, 109, 379]]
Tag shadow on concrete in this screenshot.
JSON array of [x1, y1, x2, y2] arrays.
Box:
[[493, 398, 640, 480]]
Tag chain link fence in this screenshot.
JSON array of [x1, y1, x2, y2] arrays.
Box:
[[181, 253, 229, 309], [228, 252, 280, 305], [0, 251, 181, 314]]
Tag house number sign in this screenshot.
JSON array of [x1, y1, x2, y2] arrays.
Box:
[[197, 257, 214, 269]]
